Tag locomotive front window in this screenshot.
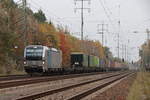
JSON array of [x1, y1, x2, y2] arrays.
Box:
[[26, 47, 43, 60]]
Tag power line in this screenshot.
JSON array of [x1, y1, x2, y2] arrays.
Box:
[[97, 22, 108, 46], [29, 1, 62, 24], [102, 0, 113, 16], [12, 0, 27, 41], [29, 0, 80, 31], [97, 0, 119, 38], [117, 5, 121, 58], [98, 0, 119, 52], [74, 0, 91, 40], [23, 0, 27, 46], [98, 0, 115, 29]]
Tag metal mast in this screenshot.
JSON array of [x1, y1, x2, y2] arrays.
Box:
[[74, 0, 90, 40], [117, 4, 120, 58], [97, 22, 108, 46], [22, 0, 27, 46]]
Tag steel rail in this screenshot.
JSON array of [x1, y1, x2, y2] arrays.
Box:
[[16, 71, 127, 100], [0, 72, 111, 89], [68, 72, 134, 100]]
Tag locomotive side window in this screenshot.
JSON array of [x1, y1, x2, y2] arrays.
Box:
[[26, 47, 43, 60]]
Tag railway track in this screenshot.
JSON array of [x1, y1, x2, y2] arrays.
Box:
[[0, 72, 110, 89], [15, 71, 133, 100], [0, 74, 28, 81], [68, 73, 133, 100]]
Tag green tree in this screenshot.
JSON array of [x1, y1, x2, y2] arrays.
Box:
[[34, 9, 46, 23], [0, 12, 19, 74], [104, 47, 113, 59], [0, 0, 16, 8], [140, 42, 150, 69]]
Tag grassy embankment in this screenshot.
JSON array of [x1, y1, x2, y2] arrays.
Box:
[[0, 65, 26, 76], [0, 72, 26, 76], [127, 71, 150, 100]]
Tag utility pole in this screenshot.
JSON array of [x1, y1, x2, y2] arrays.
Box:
[[127, 47, 129, 62], [146, 29, 150, 70], [117, 4, 121, 58], [117, 26, 120, 58], [146, 29, 150, 45], [127, 39, 130, 62], [22, 0, 28, 46], [125, 45, 126, 61], [97, 22, 108, 46], [146, 29, 150, 41], [122, 44, 124, 59], [74, 0, 90, 40]]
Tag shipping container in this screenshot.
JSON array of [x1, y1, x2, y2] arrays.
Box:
[[71, 52, 88, 67], [94, 56, 99, 67], [89, 55, 99, 67], [99, 59, 105, 68]]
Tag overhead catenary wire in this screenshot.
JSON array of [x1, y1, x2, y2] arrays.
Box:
[[29, 1, 65, 25], [97, 0, 119, 45], [97, 0, 122, 57], [98, 0, 116, 30], [102, 0, 113, 16], [14, 0, 75, 44], [74, 0, 91, 40], [29, 0, 81, 33]]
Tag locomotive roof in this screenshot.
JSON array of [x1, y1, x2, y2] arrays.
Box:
[[25, 45, 61, 52], [26, 45, 43, 48]]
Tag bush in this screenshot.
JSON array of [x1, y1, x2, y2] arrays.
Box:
[[0, 55, 18, 75], [0, 65, 4, 74]]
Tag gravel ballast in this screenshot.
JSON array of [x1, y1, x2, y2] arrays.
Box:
[[91, 73, 136, 100]]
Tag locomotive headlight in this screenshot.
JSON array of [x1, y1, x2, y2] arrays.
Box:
[[75, 62, 79, 65], [42, 61, 45, 64], [24, 61, 26, 64]]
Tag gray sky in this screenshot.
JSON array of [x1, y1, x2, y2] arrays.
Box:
[[15, 0, 150, 62]]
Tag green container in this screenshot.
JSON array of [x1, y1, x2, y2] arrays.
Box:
[[89, 55, 99, 67], [89, 55, 92, 67], [83, 54, 88, 67], [93, 56, 99, 67]]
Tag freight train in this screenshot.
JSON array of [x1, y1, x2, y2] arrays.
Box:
[[24, 45, 127, 75]]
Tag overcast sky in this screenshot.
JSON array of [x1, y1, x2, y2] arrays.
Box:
[[15, 0, 150, 62]]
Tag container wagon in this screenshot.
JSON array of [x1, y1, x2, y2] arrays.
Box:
[[70, 52, 88, 67], [71, 53, 103, 72]]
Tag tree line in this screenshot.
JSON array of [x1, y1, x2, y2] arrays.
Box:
[[0, 0, 113, 74]]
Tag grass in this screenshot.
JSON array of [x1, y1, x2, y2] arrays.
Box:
[[127, 71, 150, 100], [0, 72, 26, 76]]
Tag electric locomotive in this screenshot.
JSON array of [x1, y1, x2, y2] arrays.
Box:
[[24, 45, 62, 75]]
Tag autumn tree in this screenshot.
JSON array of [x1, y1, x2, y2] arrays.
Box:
[[59, 33, 71, 67], [0, 0, 112, 74], [38, 23, 59, 48], [0, 6, 19, 74], [67, 35, 81, 52]]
